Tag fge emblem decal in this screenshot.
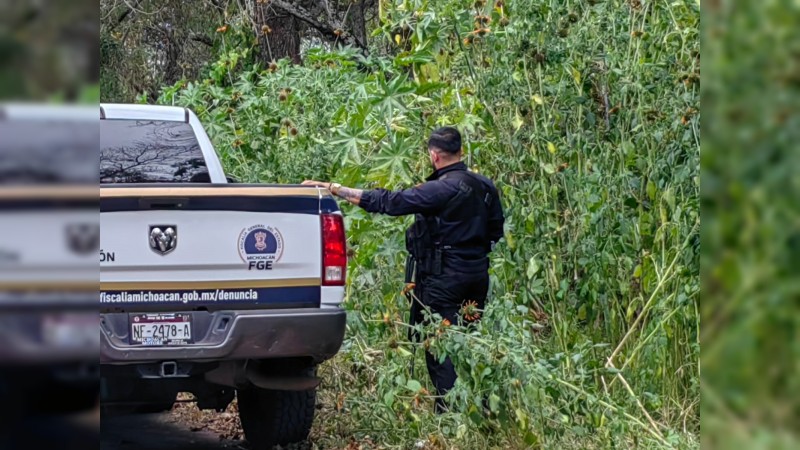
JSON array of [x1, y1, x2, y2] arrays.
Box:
[[238, 225, 284, 270]]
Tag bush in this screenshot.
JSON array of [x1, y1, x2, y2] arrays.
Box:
[[154, 0, 699, 447]]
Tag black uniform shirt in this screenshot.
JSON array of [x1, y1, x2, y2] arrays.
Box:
[[359, 162, 505, 256]]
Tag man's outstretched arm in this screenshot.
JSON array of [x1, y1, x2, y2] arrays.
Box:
[[301, 179, 455, 216], [301, 180, 363, 206]]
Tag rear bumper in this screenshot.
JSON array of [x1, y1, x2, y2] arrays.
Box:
[[100, 307, 347, 364]]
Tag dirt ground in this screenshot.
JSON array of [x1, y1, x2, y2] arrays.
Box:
[[100, 396, 245, 450]]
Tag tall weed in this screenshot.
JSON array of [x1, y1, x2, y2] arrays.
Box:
[[155, 0, 699, 447]]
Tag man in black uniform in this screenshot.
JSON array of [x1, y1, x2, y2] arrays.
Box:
[[303, 127, 504, 412]]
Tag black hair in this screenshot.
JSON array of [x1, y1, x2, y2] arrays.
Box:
[[427, 126, 462, 154]]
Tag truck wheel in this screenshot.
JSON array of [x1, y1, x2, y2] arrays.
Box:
[[237, 387, 316, 449]]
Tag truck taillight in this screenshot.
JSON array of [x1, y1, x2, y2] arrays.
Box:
[[321, 214, 347, 286]]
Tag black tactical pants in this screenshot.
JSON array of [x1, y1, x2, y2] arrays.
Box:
[[412, 264, 489, 413]]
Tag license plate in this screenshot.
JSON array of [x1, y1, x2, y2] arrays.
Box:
[[130, 313, 192, 346], [42, 313, 98, 349]]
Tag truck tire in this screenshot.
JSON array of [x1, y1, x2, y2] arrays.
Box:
[[237, 386, 316, 449]]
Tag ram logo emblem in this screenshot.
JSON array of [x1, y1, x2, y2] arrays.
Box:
[[66, 223, 100, 255], [148, 225, 178, 255]]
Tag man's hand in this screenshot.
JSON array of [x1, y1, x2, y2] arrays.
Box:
[[302, 180, 364, 206], [301, 180, 330, 189]]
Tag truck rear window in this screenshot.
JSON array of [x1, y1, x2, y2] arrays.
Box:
[[0, 121, 97, 184], [100, 119, 209, 183]]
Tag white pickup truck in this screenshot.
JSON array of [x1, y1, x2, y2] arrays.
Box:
[[0, 103, 98, 418], [100, 103, 347, 448]]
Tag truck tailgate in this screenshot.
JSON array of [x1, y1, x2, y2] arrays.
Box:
[[100, 186, 332, 311]]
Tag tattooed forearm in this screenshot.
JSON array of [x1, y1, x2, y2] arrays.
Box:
[[300, 180, 363, 206], [333, 186, 363, 205]]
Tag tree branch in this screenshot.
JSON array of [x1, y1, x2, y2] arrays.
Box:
[[268, 0, 367, 51], [105, 0, 142, 32], [189, 32, 214, 47]]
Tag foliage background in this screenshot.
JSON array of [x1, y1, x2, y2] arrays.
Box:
[[1, 0, 98, 102], [702, 1, 800, 450], [103, 0, 703, 448]]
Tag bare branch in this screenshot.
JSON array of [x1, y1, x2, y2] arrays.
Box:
[[189, 32, 214, 47], [268, 0, 367, 51], [103, 0, 142, 32]]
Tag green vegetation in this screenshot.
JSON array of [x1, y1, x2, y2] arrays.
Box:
[[125, 0, 701, 447], [0, 0, 97, 102], [702, 1, 800, 449]]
